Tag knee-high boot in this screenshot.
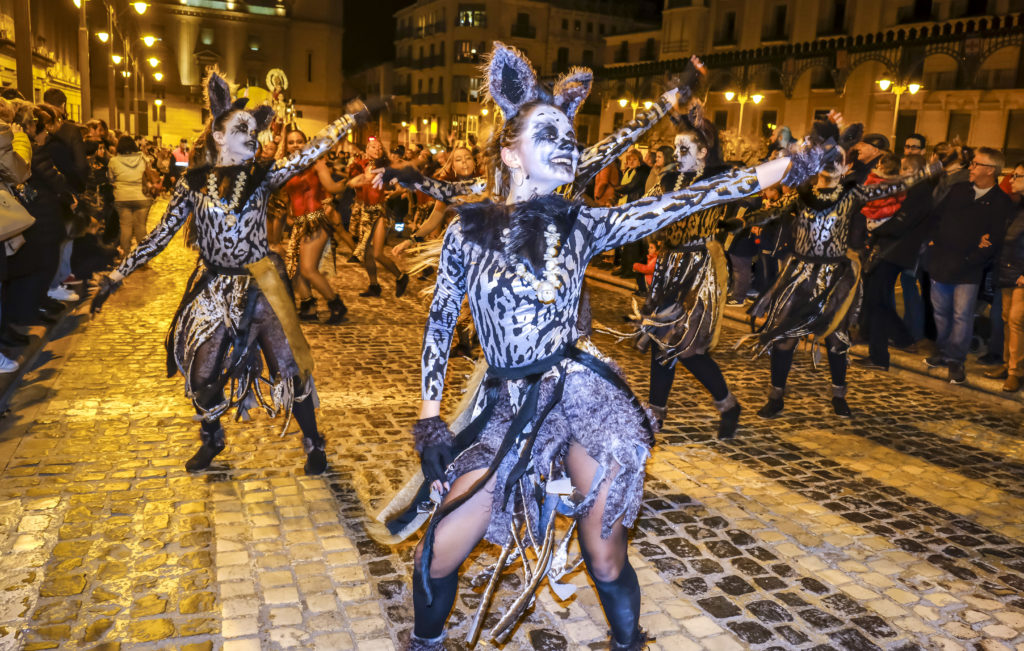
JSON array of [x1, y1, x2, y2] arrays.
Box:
[[589, 561, 647, 649], [410, 568, 458, 649]]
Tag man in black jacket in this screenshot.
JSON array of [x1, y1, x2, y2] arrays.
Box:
[[858, 155, 933, 370], [924, 147, 1016, 384]]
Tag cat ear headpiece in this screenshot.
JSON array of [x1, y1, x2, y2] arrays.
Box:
[[204, 68, 275, 131], [483, 42, 592, 121]]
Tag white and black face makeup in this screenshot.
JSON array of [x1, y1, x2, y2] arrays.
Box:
[[817, 145, 849, 186], [213, 112, 258, 165], [507, 105, 578, 192], [674, 133, 706, 173]]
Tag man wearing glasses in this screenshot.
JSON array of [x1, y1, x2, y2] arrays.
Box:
[[903, 133, 926, 157], [924, 147, 1016, 384]]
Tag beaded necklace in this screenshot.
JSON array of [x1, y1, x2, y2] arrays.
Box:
[[503, 222, 563, 304]]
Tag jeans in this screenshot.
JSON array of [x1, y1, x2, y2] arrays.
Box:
[[115, 200, 152, 259], [1001, 287, 1024, 378], [866, 260, 915, 365], [900, 268, 924, 342], [931, 280, 979, 363], [49, 239, 73, 290]]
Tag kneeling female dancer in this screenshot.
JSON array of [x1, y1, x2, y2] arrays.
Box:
[[281, 127, 349, 324], [400, 43, 815, 650]]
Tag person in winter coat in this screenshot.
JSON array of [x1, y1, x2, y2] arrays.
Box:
[[924, 147, 1016, 384], [856, 154, 932, 370], [985, 162, 1024, 392], [0, 99, 32, 371], [107, 135, 155, 259]]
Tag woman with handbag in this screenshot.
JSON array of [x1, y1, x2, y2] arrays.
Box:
[[108, 135, 156, 261], [0, 101, 33, 371]]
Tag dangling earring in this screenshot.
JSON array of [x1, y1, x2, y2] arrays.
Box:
[[511, 167, 524, 187]]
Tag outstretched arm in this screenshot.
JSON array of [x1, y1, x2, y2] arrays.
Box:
[[111, 178, 194, 281], [852, 162, 942, 207], [377, 164, 486, 203], [571, 92, 675, 198], [580, 159, 788, 254]]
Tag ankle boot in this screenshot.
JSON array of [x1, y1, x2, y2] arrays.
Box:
[[406, 632, 446, 651], [831, 384, 852, 418], [645, 404, 666, 430], [395, 273, 410, 297], [610, 628, 651, 651], [714, 394, 741, 440], [302, 432, 328, 475], [325, 297, 348, 324], [185, 425, 225, 472], [756, 386, 785, 419], [359, 283, 382, 298], [298, 298, 318, 321]]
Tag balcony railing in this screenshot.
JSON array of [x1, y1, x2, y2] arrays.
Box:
[[395, 57, 412, 68], [412, 92, 443, 105], [414, 55, 445, 69], [511, 24, 536, 38], [396, 25, 413, 39], [394, 84, 411, 96]]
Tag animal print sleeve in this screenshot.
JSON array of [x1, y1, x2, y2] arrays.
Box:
[[571, 96, 671, 199], [578, 166, 760, 255], [742, 190, 801, 229], [266, 114, 357, 190], [851, 163, 938, 207], [115, 178, 193, 278], [422, 219, 468, 401], [408, 175, 486, 203]]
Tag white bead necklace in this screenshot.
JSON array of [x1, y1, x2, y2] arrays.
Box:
[[503, 222, 563, 304], [207, 169, 248, 220]]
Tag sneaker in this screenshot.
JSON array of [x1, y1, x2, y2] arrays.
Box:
[[948, 363, 967, 385], [0, 352, 18, 373], [977, 352, 1003, 366], [924, 355, 949, 368], [854, 357, 888, 371], [47, 285, 79, 302]]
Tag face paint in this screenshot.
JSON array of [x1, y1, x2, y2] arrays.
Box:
[[510, 105, 578, 190], [216, 112, 258, 165], [674, 133, 705, 173]]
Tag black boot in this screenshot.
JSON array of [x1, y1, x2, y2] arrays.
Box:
[[298, 298, 318, 321], [185, 425, 225, 472], [715, 394, 741, 440], [406, 632, 446, 651], [646, 404, 666, 430], [756, 387, 785, 419], [359, 283, 382, 298], [325, 297, 348, 325], [831, 384, 852, 418], [395, 273, 410, 297], [589, 561, 645, 650], [611, 629, 651, 651]]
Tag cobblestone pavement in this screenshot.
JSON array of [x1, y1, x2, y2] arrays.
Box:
[[0, 202, 1022, 650]]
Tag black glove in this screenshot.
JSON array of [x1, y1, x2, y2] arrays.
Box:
[[412, 416, 454, 485], [381, 165, 426, 189], [90, 275, 122, 315], [780, 140, 842, 188]]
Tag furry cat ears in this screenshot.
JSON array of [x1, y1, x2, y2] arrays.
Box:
[[484, 42, 592, 121], [204, 69, 275, 131]]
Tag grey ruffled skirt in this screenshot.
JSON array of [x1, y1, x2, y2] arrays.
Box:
[[449, 360, 652, 546]]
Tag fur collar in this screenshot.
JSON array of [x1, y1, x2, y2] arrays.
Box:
[[453, 194, 577, 271]]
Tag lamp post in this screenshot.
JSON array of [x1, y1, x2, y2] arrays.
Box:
[[76, 0, 91, 120], [876, 78, 922, 144], [617, 97, 653, 121], [723, 90, 764, 135]]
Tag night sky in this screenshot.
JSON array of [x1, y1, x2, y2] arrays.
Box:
[[343, 0, 415, 74]]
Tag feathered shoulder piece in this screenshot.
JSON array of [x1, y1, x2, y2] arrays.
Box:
[[454, 194, 577, 270], [483, 42, 592, 121]]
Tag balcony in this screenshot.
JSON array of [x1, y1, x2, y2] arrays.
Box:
[[510, 24, 536, 38], [412, 93, 443, 105], [396, 25, 413, 40], [761, 28, 789, 43], [394, 84, 412, 96], [414, 55, 445, 69]]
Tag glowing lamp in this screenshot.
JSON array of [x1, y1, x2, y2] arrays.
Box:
[[153, 72, 164, 81], [751, 94, 764, 104], [724, 91, 735, 101], [907, 83, 921, 94], [132, 2, 148, 14], [96, 31, 110, 43], [142, 35, 157, 47], [73, 0, 81, 8], [154, 99, 163, 106], [148, 57, 160, 67], [643, 101, 653, 110], [480, 108, 489, 116], [422, 118, 428, 125], [111, 54, 122, 64], [877, 79, 892, 91], [617, 98, 628, 108], [400, 121, 407, 127]]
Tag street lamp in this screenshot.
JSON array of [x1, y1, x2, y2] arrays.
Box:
[[111, 54, 122, 64], [147, 57, 159, 67], [617, 97, 651, 120], [96, 31, 109, 43], [132, 2, 148, 14], [876, 78, 922, 143], [480, 108, 488, 116], [723, 90, 764, 135], [153, 71, 163, 81], [142, 35, 157, 47]]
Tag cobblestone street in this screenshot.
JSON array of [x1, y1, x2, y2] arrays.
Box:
[[0, 204, 1022, 651]]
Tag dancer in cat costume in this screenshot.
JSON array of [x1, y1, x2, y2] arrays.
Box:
[[391, 43, 823, 651], [91, 70, 383, 474]]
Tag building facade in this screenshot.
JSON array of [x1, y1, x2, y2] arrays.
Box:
[[390, 0, 660, 148], [596, 0, 1024, 159]]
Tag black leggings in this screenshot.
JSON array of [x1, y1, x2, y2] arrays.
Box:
[[769, 339, 848, 389], [649, 350, 729, 408]]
